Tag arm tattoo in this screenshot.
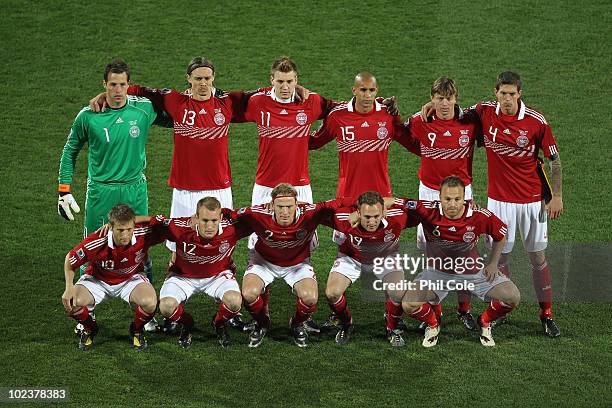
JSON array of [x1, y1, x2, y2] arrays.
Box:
[[549, 154, 563, 196]]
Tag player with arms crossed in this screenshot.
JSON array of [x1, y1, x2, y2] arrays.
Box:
[[406, 76, 483, 330], [322, 191, 419, 347], [467, 71, 563, 337], [227, 183, 347, 348], [401, 177, 520, 347], [61, 204, 167, 351]]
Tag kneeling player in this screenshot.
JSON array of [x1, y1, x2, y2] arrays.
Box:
[[61, 204, 166, 351], [323, 191, 418, 347], [155, 197, 251, 348], [228, 183, 345, 348], [401, 176, 521, 347]]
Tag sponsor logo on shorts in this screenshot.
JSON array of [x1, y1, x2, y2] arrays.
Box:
[[296, 112, 308, 125]]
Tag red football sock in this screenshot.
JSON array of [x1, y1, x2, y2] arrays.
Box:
[[262, 286, 270, 315], [246, 295, 270, 329], [132, 305, 154, 332], [479, 300, 515, 327], [291, 297, 316, 327], [169, 304, 194, 329], [70, 307, 97, 333], [409, 303, 439, 328], [385, 299, 403, 330], [499, 263, 511, 278], [532, 262, 553, 318], [431, 302, 443, 318], [457, 291, 472, 313], [329, 294, 352, 326], [214, 303, 239, 328]]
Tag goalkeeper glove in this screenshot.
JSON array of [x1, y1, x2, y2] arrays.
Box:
[[58, 192, 80, 221]]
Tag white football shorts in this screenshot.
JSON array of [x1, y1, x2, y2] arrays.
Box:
[[245, 250, 316, 289], [413, 268, 510, 302], [487, 197, 547, 253], [76, 273, 150, 306], [160, 271, 239, 303]]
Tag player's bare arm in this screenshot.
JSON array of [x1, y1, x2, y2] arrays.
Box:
[[484, 237, 506, 282], [61, 254, 77, 313], [547, 154, 563, 220]]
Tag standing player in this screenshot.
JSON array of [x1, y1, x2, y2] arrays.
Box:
[[406, 76, 483, 330], [309, 72, 420, 202], [468, 71, 563, 337], [61, 204, 167, 351], [153, 197, 252, 348], [58, 60, 169, 282], [322, 191, 419, 346], [401, 177, 520, 347], [227, 183, 346, 348], [242, 57, 335, 243]]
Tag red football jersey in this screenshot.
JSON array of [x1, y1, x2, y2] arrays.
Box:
[[161, 215, 252, 279], [243, 89, 334, 187], [128, 85, 245, 190], [470, 100, 559, 203], [309, 99, 420, 201], [402, 199, 507, 275], [227, 199, 343, 266], [326, 200, 419, 263], [407, 108, 481, 190], [68, 217, 167, 285]]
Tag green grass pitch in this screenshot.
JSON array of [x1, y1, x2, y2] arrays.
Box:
[[0, 1, 611, 406]]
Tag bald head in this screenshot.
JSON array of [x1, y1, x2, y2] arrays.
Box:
[[354, 72, 377, 87], [352, 72, 379, 113]]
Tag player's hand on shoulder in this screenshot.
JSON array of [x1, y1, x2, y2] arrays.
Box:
[[95, 223, 111, 237], [61, 286, 76, 313], [295, 85, 310, 103], [58, 193, 80, 221], [348, 211, 359, 228], [546, 196, 563, 220], [420, 101, 435, 121], [383, 196, 395, 209], [381, 96, 399, 116], [469, 199, 482, 211], [89, 92, 107, 113]]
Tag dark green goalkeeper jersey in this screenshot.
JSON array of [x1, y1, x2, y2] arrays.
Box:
[[58, 95, 159, 185]]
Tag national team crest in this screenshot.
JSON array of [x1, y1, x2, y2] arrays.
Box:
[[129, 125, 140, 138], [384, 230, 395, 242], [296, 112, 308, 125], [219, 242, 230, 253], [214, 113, 226, 125], [463, 232, 476, 242], [332, 230, 346, 245], [516, 135, 529, 147], [376, 126, 388, 139], [459, 134, 470, 147], [296, 229, 307, 240]]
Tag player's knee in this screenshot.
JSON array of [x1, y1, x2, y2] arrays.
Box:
[[139, 296, 157, 314], [325, 286, 343, 304], [402, 300, 423, 314], [528, 250, 546, 267], [506, 286, 521, 307], [242, 285, 261, 304], [300, 291, 318, 306], [159, 297, 179, 317], [74, 293, 93, 308], [223, 291, 242, 312]]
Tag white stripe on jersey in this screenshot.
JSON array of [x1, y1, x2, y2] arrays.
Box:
[[257, 125, 310, 139], [174, 221, 192, 229], [84, 238, 106, 251], [549, 145, 558, 156], [484, 136, 536, 157], [337, 138, 391, 153], [328, 103, 349, 115], [421, 144, 470, 160], [475, 208, 493, 217], [178, 246, 234, 264], [174, 123, 229, 140], [524, 108, 548, 125]]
